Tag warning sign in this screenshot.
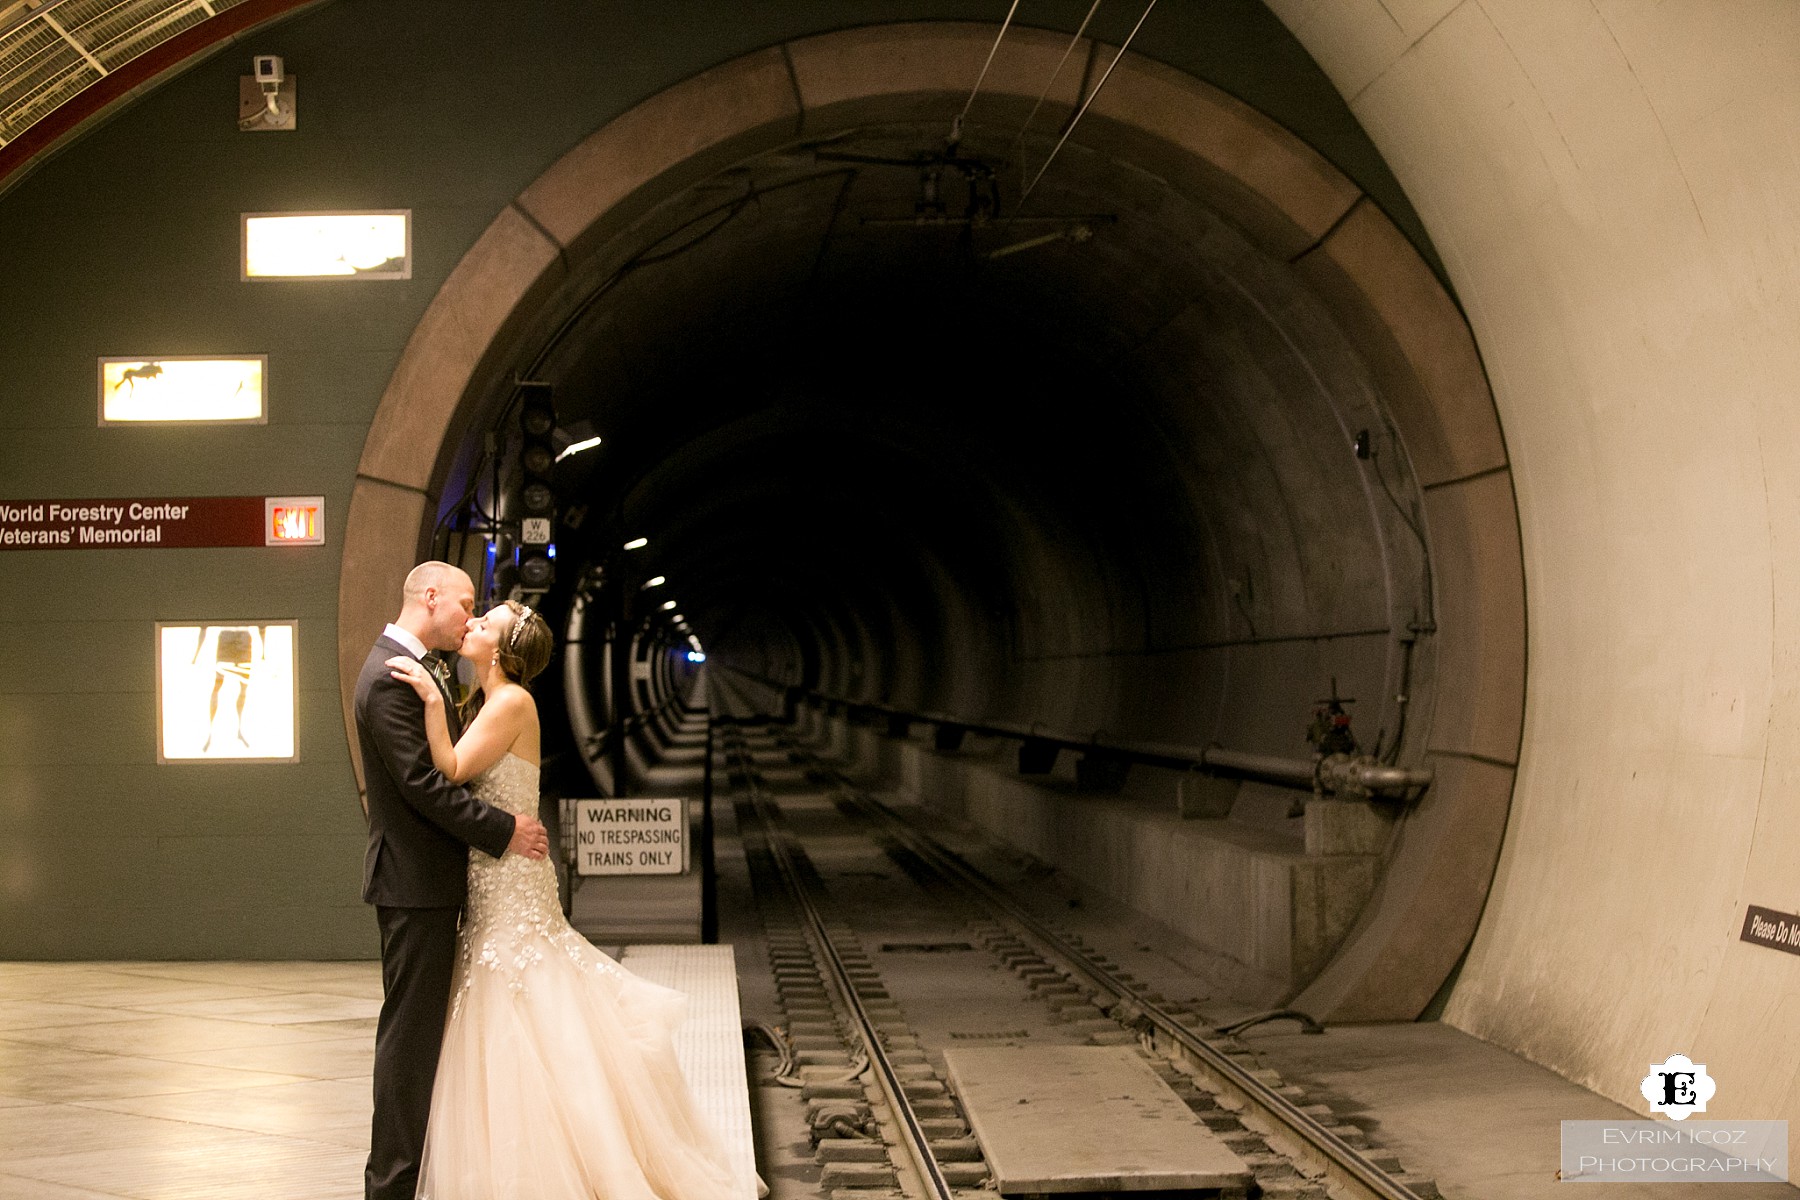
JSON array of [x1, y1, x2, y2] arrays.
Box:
[[574, 798, 687, 876]]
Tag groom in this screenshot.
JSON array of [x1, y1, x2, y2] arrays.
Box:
[[356, 561, 549, 1200]]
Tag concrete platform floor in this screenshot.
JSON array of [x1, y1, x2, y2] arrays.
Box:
[[0, 960, 378, 1199], [1245, 1020, 1800, 1199], [0, 955, 772, 1200]]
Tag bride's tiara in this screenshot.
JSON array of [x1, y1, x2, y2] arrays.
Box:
[[509, 605, 534, 650]]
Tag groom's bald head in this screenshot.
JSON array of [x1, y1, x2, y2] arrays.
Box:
[[396, 561, 477, 652], [403, 561, 468, 604]]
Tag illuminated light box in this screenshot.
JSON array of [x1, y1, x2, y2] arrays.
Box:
[[242, 210, 411, 279], [99, 356, 267, 425], [157, 621, 298, 763]]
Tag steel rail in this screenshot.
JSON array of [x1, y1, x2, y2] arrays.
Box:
[[808, 757, 1426, 1200], [726, 741, 959, 1200]]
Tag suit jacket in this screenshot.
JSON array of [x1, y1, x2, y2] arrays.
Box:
[[356, 634, 515, 907]]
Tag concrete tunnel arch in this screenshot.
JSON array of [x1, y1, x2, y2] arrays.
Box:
[[334, 23, 1524, 1022]]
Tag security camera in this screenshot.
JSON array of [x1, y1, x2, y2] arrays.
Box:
[[239, 54, 295, 131]]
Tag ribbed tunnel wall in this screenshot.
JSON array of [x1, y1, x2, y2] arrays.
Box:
[[341, 23, 1518, 1022]]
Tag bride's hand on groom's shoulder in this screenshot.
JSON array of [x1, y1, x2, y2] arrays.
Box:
[[386, 656, 440, 706]]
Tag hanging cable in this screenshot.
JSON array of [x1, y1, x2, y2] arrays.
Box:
[[950, 0, 1021, 148], [1009, 0, 1160, 223], [1013, 0, 1104, 189]]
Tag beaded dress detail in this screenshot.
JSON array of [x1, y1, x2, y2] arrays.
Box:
[[416, 754, 740, 1200]]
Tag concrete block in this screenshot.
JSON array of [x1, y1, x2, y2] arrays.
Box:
[[1304, 798, 1397, 856], [944, 1047, 1251, 1194]]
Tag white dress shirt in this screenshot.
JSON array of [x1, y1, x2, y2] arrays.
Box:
[[383, 623, 427, 660]]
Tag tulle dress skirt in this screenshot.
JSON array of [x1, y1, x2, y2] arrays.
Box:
[[417, 755, 742, 1200]]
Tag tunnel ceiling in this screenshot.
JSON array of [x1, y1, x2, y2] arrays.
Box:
[[442, 93, 1427, 740]]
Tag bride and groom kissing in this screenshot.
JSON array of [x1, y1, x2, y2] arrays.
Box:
[[355, 561, 742, 1200]]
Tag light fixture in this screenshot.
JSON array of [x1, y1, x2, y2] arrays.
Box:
[[622, 536, 649, 550], [556, 435, 602, 463], [641, 575, 666, 589], [660, 600, 677, 611], [242, 211, 410, 279], [99, 357, 267, 425]]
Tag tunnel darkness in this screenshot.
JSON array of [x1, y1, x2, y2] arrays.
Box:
[[343, 25, 1521, 1019], [453, 120, 1432, 772]]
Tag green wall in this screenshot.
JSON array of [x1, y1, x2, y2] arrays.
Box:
[[0, 0, 1422, 957]]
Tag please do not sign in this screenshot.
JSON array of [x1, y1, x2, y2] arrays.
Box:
[[574, 798, 687, 876]]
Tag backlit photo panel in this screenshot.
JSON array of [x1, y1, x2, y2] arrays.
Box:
[[157, 622, 298, 762], [99, 357, 266, 425], [242, 211, 411, 279]]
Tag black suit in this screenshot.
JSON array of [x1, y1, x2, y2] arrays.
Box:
[[356, 634, 514, 1200]]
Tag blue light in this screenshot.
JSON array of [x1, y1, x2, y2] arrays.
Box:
[[547, 543, 556, 559], [685, 650, 706, 663]]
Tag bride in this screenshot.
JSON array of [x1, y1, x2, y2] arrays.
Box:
[[387, 599, 744, 1200]]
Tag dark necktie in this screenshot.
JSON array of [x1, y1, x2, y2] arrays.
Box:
[[422, 653, 463, 738]]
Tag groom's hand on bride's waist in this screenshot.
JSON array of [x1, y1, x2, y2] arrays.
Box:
[[507, 814, 550, 860]]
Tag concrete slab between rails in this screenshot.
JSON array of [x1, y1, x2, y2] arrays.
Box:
[[1241, 1021, 1800, 1200], [944, 1045, 1251, 1193], [845, 725, 1377, 1001]]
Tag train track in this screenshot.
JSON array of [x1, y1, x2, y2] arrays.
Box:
[[715, 713, 1439, 1200]]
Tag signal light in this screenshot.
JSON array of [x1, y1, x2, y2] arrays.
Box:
[[515, 383, 556, 593]]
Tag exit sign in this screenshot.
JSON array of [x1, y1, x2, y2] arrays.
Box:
[[265, 497, 324, 545]]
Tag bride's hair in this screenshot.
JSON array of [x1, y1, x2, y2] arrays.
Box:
[[494, 600, 552, 687]]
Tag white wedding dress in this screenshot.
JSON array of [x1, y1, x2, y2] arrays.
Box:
[[417, 753, 742, 1200]]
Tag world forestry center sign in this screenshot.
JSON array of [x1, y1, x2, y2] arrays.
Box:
[[0, 497, 324, 549]]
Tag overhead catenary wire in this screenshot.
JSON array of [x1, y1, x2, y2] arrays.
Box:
[[1008, 0, 1160, 225], [1012, 0, 1105, 190], [950, 0, 1021, 148]]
